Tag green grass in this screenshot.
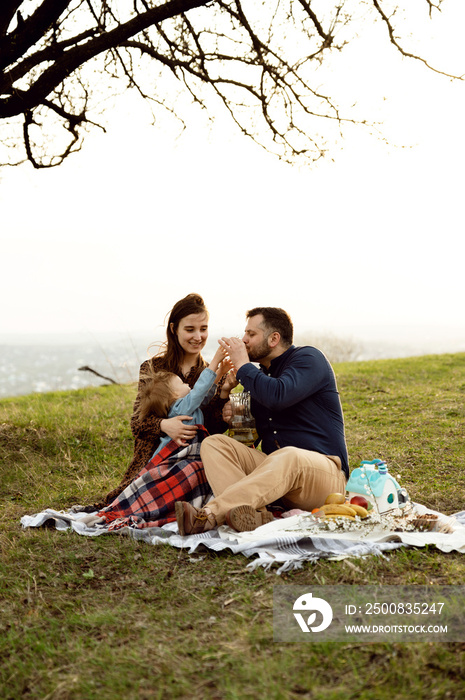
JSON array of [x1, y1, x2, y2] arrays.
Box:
[[1, 354, 465, 699]]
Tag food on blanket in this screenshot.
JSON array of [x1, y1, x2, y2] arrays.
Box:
[[312, 500, 371, 521], [348, 503, 368, 518], [324, 493, 346, 505], [311, 508, 326, 519], [282, 509, 308, 518], [320, 503, 357, 517], [322, 513, 356, 521], [412, 514, 439, 531], [349, 495, 369, 509]]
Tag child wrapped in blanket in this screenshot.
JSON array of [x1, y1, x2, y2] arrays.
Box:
[[79, 345, 234, 527]]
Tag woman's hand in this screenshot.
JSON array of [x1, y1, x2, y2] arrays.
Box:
[[160, 416, 197, 446]]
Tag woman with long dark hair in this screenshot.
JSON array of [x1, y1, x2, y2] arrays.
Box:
[[89, 293, 233, 512]]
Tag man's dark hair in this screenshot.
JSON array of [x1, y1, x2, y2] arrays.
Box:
[[246, 307, 294, 347]]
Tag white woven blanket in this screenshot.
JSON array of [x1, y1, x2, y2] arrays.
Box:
[[21, 503, 465, 574]]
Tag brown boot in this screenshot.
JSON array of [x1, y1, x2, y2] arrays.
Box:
[[175, 502, 217, 536], [225, 505, 274, 532]]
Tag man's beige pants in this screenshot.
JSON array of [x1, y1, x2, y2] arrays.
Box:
[[200, 434, 347, 524]]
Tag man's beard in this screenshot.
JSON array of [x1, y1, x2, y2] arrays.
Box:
[[247, 338, 270, 363]]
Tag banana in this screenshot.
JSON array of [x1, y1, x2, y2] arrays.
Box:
[[322, 514, 356, 521], [324, 493, 346, 505], [320, 503, 357, 517], [349, 503, 368, 518]]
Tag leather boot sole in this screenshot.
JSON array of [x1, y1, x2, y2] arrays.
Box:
[[225, 505, 274, 532]]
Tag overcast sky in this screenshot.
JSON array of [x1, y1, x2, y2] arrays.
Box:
[[1, 1, 464, 356]]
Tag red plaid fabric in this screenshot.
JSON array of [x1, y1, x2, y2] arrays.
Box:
[[98, 426, 211, 530]]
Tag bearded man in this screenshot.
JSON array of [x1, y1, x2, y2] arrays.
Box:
[[175, 307, 349, 534]]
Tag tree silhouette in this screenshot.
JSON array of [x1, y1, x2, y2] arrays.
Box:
[[0, 0, 461, 168]]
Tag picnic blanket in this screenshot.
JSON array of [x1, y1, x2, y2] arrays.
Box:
[[21, 501, 465, 574]]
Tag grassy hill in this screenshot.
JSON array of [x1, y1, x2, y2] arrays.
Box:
[[1, 353, 465, 698]]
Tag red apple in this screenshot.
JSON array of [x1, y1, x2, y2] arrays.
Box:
[[350, 495, 369, 509]]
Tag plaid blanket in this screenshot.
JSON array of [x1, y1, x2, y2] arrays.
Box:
[[97, 426, 212, 530]]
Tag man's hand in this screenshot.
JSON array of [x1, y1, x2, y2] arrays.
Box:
[[219, 337, 249, 371], [222, 400, 233, 424]]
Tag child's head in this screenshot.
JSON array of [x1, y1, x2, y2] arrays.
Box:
[[169, 374, 191, 400], [136, 369, 190, 423]]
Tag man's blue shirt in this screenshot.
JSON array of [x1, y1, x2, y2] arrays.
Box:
[[236, 345, 349, 477]]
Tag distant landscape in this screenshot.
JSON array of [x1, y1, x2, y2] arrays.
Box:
[[1, 326, 464, 399]]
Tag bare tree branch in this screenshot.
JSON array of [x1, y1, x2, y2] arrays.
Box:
[[372, 0, 462, 78], [1, 0, 208, 119], [0, 0, 71, 69], [297, 0, 333, 46], [78, 365, 118, 385], [0, 0, 23, 38], [0, 0, 462, 169]]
